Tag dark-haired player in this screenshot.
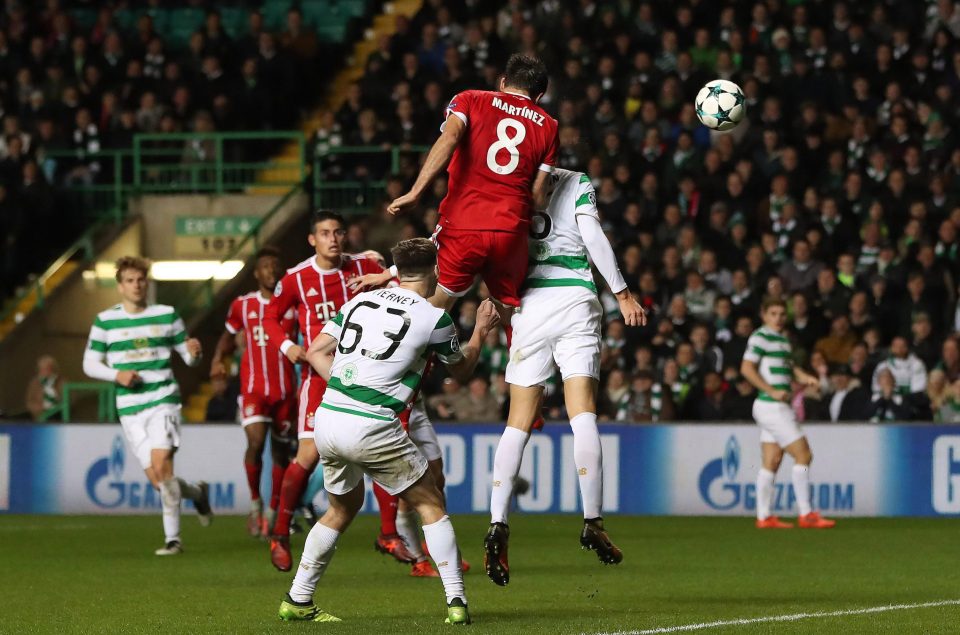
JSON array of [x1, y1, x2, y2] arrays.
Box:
[[366, 55, 559, 339], [740, 297, 836, 530], [262, 211, 410, 571], [211, 246, 295, 539]]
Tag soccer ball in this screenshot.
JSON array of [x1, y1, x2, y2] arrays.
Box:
[[695, 79, 746, 131]]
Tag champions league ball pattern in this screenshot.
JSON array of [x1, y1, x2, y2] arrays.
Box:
[[695, 79, 746, 132]]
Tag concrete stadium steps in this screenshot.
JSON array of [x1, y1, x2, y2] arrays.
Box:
[[0, 261, 79, 339], [184, 381, 216, 423]]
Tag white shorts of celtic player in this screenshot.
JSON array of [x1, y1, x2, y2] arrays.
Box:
[[752, 400, 804, 448], [315, 410, 429, 496], [507, 289, 602, 387], [408, 406, 442, 462], [119, 404, 182, 469]]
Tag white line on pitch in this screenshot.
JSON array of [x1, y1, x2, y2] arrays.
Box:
[[593, 599, 960, 635]]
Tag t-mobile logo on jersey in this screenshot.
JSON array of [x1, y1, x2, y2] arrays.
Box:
[[932, 436, 960, 514]]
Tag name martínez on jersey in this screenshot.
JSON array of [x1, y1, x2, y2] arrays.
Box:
[[373, 289, 420, 306], [491, 97, 545, 126]]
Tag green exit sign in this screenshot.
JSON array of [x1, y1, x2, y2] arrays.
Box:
[[175, 216, 260, 236]]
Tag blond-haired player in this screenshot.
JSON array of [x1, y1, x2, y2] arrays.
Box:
[[83, 256, 213, 555]]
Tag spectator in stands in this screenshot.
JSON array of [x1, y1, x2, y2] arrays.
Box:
[[869, 368, 914, 422], [205, 375, 240, 423], [815, 314, 858, 365], [825, 364, 871, 422], [872, 336, 928, 398], [25, 355, 63, 421]]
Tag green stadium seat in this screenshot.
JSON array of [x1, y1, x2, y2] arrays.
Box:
[[316, 23, 349, 43], [113, 9, 138, 32], [142, 8, 172, 34], [220, 8, 248, 38], [262, 0, 293, 30], [170, 8, 205, 33], [69, 8, 96, 30]]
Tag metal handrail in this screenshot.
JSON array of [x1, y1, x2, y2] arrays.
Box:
[[0, 217, 110, 329]]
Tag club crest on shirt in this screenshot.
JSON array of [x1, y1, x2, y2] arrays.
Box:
[[274, 280, 283, 295], [588, 191, 597, 206], [133, 337, 149, 349], [340, 363, 359, 386], [449, 336, 461, 354]]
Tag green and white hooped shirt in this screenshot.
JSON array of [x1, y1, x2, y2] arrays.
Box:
[[742, 327, 793, 402], [84, 304, 196, 417], [526, 168, 599, 294]]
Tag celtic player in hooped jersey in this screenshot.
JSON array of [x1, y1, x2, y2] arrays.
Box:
[[484, 168, 647, 587], [83, 257, 213, 556], [277, 238, 498, 626], [740, 297, 836, 530]]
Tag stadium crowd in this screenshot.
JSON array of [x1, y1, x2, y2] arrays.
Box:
[[312, 0, 960, 423], [0, 1, 332, 298]]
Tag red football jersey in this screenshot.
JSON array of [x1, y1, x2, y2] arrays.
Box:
[[225, 291, 297, 400], [439, 89, 559, 233], [262, 254, 384, 378]]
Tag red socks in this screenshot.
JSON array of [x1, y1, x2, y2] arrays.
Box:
[[373, 481, 399, 535], [244, 462, 262, 502], [270, 464, 286, 511], [273, 461, 310, 537]]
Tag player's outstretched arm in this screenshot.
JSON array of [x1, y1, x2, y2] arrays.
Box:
[[576, 213, 646, 327], [793, 368, 820, 389], [388, 115, 465, 215], [444, 299, 500, 383], [210, 331, 237, 379], [305, 333, 338, 381]]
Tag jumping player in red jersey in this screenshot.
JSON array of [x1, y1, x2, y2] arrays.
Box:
[[262, 211, 412, 572], [381, 54, 558, 334], [210, 247, 295, 539]]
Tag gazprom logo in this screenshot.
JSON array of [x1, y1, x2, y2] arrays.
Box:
[[698, 435, 855, 513], [110, 436, 124, 480], [699, 435, 742, 510], [723, 436, 740, 481], [85, 436, 235, 510]]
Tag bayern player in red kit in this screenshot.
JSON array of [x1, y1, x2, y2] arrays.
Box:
[[384, 54, 558, 331], [210, 247, 295, 538], [262, 211, 409, 572]]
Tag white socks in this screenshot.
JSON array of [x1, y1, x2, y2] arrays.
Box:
[[159, 478, 182, 543], [289, 523, 340, 603], [756, 468, 775, 521], [792, 464, 812, 516], [422, 515, 465, 604], [489, 427, 530, 525], [177, 478, 202, 502], [570, 412, 603, 519], [396, 509, 426, 562]]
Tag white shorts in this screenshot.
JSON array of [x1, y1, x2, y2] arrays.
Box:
[[752, 400, 804, 448], [506, 288, 602, 387], [119, 404, 182, 470], [407, 402, 441, 462], [314, 407, 428, 496]]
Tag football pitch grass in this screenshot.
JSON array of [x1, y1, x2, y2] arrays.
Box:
[[1, 515, 958, 634]]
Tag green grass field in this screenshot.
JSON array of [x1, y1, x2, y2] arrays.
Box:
[[1, 514, 958, 634]]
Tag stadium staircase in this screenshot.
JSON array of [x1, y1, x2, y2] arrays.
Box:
[[185, 0, 425, 420], [256, 0, 424, 193]]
